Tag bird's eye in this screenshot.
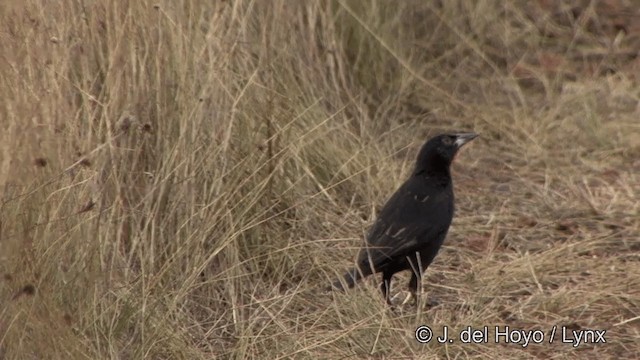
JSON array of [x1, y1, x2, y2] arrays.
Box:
[[442, 136, 453, 146]]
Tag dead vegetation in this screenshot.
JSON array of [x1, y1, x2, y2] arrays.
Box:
[[1, 0, 639, 358]]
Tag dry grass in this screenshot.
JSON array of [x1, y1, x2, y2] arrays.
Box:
[[1, 0, 639, 359]]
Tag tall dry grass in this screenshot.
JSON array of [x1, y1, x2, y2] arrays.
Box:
[[1, 0, 639, 358]]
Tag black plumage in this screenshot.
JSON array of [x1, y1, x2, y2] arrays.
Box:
[[331, 132, 478, 304]]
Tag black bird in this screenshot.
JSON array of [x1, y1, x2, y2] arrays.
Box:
[[331, 132, 478, 304]]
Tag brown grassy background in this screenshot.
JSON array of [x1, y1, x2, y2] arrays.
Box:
[[1, 0, 639, 359]]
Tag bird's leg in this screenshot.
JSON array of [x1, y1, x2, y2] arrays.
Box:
[[408, 272, 421, 304], [409, 272, 441, 307], [381, 272, 393, 305]]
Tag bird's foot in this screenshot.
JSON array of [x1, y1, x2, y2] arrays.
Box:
[[389, 290, 415, 306], [402, 291, 415, 306], [390, 291, 441, 308]]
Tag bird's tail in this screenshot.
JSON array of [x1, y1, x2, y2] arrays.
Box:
[[328, 268, 364, 292]]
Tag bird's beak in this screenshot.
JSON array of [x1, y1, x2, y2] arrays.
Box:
[[454, 132, 479, 148]]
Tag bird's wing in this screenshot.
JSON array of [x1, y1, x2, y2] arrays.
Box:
[[358, 221, 444, 271], [357, 178, 452, 270]]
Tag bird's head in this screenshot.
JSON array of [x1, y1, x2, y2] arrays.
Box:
[[414, 132, 478, 175]]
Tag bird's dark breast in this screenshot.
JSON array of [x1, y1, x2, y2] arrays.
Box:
[[408, 178, 455, 224]]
